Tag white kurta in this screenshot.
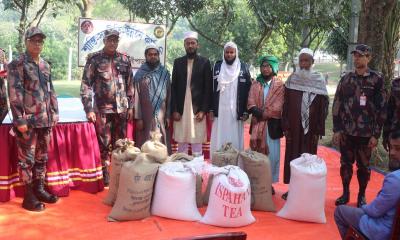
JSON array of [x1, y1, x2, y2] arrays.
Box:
[[210, 77, 244, 154], [173, 59, 207, 143]]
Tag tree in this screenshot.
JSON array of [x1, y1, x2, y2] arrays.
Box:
[[358, 0, 396, 72], [186, 0, 287, 64], [74, 0, 95, 18], [3, 0, 70, 52], [248, 0, 347, 68], [325, 0, 351, 64], [382, 0, 400, 88], [117, 0, 208, 36]]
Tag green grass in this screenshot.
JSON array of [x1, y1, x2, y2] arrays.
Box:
[[53, 80, 81, 98]]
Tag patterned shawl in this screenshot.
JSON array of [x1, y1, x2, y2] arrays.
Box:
[[285, 69, 328, 134], [134, 62, 170, 116]]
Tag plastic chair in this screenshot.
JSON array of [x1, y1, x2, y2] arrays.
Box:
[[173, 232, 247, 240], [345, 201, 400, 240]]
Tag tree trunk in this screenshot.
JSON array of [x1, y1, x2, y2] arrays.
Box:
[[358, 0, 396, 72], [16, 1, 28, 53], [77, 0, 95, 18], [382, 1, 400, 89]]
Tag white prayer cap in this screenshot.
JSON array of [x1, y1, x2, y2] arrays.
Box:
[[299, 48, 314, 58], [184, 31, 198, 40], [145, 43, 159, 52], [224, 41, 237, 50]]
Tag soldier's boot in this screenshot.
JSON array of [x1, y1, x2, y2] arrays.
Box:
[[357, 169, 370, 208], [102, 167, 110, 187], [33, 179, 58, 203], [336, 164, 352, 206], [22, 183, 45, 211], [335, 183, 350, 206]]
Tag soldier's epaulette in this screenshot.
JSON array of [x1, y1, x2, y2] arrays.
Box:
[[86, 50, 102, 61]]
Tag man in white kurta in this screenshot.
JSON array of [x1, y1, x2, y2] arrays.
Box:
[[171, 31, 212, 156], [210, 42, 251, 153]]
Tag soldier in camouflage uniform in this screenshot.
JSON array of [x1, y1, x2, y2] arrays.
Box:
[[7, 27, 59, 211], [80, 29, 134, 186], [332, 44, 387, 208], [0, 48, 8, 123], [383, 77, 400, 169]]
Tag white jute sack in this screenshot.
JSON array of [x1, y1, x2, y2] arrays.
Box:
[[151, 161, 201, 221], [103, 139, 141, 206], [204, 143, 240, 205], [239, 149, 275, 212], [108, 152, 165, 221], [201, 166, 255, 227], [168, 154, 206, 207], [141, 131, 168, 163], [277, 153, 327, 223]]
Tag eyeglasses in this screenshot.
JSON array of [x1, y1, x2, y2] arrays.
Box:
[[27, 39, 44, 45], [106, 38, 119, 43]]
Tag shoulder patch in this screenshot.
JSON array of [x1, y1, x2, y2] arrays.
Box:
[[86, 50, 102, 61]]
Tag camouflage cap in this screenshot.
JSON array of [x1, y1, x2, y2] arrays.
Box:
[[25, 27, 46, 40], [104, 29, 120, 39], [351, 44, 372, 56]]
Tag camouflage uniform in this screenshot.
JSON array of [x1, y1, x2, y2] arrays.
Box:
[[7, 53, 59, 184], [0, 48, 8, 123], [332, 69, 387, 198], [80, 50, 134, 172], [383, 77, 400, 143]]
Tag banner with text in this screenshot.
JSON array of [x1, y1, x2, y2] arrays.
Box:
[[78, 18, 166, 68]]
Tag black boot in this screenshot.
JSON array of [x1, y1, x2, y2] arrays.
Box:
[[336, 164, 352, 206], [357, 193, 367, 208], [102, 167, 110, 187], [357, 168, 370, 208], [33, 179, 59, 203], [335, 182, 350, 206], [22, 183, 45, 211]]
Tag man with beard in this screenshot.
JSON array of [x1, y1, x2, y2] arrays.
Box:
[[134, 44, 171, 151], [210, 41, 251, 153], [247, 55, 285, 194], [171, 31, 212, 156], [281, 48, 329, 200], [81, 29, 134, 186], [333, 44, 387, 208], [334, 130, 400, 240]]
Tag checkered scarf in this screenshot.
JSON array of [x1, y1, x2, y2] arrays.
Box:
[[285, 70, 328, 134]]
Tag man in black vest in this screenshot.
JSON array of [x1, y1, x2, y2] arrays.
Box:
[[171, 31, 212, 156], [209, 41, 251, 153]]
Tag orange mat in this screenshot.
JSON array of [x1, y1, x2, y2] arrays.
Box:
[[0, 143, 384, 240]]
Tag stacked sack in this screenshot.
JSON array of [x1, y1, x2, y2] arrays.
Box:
[[277, 153, 327, 223], [168, 153, 205, 207], [103, 139, 141, 206], [108, 132, 168, 221], [238, 149, 275, 212], [201, 165, 255, 227], [151, 160, 202, 221], [204, 143, 239, 204]]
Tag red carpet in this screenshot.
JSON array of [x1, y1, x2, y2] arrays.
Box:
[[0, 130, 384, 240]]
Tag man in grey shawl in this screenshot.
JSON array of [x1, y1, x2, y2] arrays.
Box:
[[281, 48, 329, 200], [133, 43, 171, 152]]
